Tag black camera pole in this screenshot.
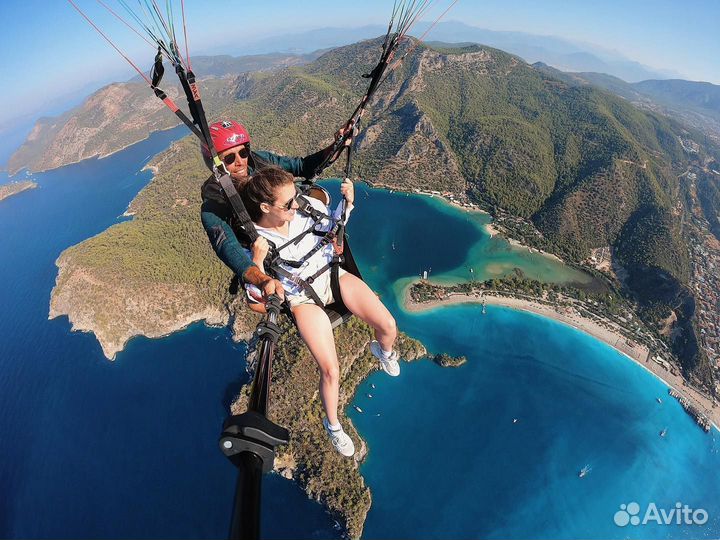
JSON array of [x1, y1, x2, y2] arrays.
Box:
[[219, 296, 290, 540]]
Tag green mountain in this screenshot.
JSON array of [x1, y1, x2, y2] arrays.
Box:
[[7, 53, 318, 175], [634, 79, 720, 120], [220, 39, 713, 384], [532, 64, 720, 146]]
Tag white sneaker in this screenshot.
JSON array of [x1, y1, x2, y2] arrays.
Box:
[[323, 418, 355, 457], [370, 340, 400, 377]]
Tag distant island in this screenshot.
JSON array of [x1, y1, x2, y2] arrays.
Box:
[[0, 180, 37, 202]]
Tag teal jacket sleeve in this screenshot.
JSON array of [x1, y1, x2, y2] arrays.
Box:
[[254, 148, 328, 180], [200, 208, 256, 280]]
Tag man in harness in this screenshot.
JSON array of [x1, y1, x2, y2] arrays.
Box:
[[200, 119, 352, 298], [200, 121, 401, 456]]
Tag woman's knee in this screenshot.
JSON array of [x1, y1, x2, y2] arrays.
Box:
[[379, 313, 397, 336], [319, 363, 340, 384]]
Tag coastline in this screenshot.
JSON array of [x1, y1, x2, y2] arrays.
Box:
[[484, 222, 564, 263], [404, 287, 720, 431], [8, 124, 182, 177], [0, 180, 38, 202]]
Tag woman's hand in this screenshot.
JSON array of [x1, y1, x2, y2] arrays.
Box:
[[340, 178, 354, 205], [251, 236, 269, 264]]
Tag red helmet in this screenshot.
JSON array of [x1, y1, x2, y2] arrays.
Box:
[[201, 120, 252, 161]]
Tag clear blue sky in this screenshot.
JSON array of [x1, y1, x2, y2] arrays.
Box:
[[1, 0, 718, 124]]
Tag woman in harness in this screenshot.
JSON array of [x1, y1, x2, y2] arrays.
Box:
[[240, 167, 400, 457]]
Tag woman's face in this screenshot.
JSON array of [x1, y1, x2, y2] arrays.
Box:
[[219, 144, 250, 180], [263, 182, 298, 222]]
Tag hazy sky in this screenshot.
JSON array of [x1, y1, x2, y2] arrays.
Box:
[[1, 0, 718, 125]]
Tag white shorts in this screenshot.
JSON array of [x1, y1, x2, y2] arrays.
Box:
[[245, 268, 348, 308]]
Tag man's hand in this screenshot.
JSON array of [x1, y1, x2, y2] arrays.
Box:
[[334, 122, 355, 148], [243, 266, 285, 301], [327, 122, 356, 163], [259, 277, 285, 301]]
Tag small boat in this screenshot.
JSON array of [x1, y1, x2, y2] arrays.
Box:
[[375, 413, 381, 417], [392, 241, 396, 250], [660, 428, 667, 437], [579, 465, 591, 478], [367, 394, 373, 398], [371, 383, 376, 389], [353, 405, 363, 413], [656, 398, 663, 404], [512, 418, 518, 424]]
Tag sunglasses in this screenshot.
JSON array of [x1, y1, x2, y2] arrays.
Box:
[[221, 146, 250, 166], [272, 194, 297, 211], [266, 188, 299, 211]]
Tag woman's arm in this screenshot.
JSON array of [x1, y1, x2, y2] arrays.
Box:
[[336, 178, 355, 223]]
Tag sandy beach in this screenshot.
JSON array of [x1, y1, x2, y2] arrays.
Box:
[[404, 287, 720, 431], [484, 222, 564, 263]]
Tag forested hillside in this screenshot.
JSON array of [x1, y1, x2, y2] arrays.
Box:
[[217, 39, 714, 385]]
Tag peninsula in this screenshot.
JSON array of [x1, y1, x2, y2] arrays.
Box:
[[47, 137, 430, 538], [0, 180, 37, 202]]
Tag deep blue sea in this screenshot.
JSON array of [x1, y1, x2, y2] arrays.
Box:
[[1, 132, 719, 539]]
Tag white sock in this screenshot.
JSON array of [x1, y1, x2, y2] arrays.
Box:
[[381, 348, 393, 358], [326, 421, 342, 432]]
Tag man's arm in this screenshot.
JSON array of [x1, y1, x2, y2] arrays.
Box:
[[254, 149, 326, 180], [254, 126, 352, 179], [200, 208, 256, 279], [200, 208, 285, 299]]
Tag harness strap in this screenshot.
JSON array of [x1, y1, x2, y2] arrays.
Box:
[[271, 265, 326, 307], [274, 195, 339, 267], [329, 260, 343, 308], [152, 87, 205, 140], [217, 173, 258, 242], [268, 249, 345, 310]]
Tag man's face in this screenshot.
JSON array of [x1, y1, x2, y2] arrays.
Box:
[[219, 144, 250, 179]]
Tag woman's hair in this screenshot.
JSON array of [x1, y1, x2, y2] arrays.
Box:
[[239, 166, 295, 222]]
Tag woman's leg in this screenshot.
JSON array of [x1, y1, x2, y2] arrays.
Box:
[[338, 272, 397, 351], [291, 303, 341, 425]]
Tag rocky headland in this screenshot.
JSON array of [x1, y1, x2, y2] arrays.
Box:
[[0, 180, 38, 202]]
